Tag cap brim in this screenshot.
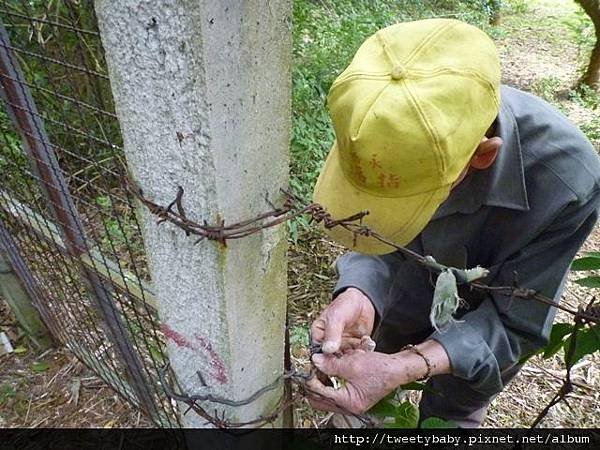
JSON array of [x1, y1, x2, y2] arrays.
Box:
[[313, 142, 451, 255]]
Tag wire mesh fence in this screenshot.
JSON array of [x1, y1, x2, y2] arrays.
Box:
[[0, 0, 180, 426]]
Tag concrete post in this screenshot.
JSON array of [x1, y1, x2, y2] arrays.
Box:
[[0, 245, 52, 351], [95, 0, 292, 427]]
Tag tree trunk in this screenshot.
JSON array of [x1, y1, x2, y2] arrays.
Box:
[[488, 1, 502, 25], [575, 0, 600, 89], [582, 33, 600, 87]]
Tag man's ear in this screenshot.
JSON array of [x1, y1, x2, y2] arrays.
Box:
[[469, 136, 503, 170]]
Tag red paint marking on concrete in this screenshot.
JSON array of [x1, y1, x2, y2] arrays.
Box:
[[195, 333, 228, 384], [160, 324, 229, 385], [161, 324, 196, 351]]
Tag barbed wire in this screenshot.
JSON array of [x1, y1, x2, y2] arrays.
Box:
[[128, 182, 600, 324], [131, 181, 599, 429], [157, 361, 374, 429]]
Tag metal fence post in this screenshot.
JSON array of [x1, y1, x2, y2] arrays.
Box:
[[0, 19, 158, 419]]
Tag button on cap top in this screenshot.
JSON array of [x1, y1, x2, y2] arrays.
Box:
[[391, 65, 405, 80]]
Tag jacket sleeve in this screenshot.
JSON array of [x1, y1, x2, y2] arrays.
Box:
[[332, 250, 410, 324], [429, 191, 600, 397]]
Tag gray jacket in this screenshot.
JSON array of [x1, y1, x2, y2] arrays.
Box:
[[333, 85, 600, 396]]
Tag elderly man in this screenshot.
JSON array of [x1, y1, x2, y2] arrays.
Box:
[[307, 18, 600, 427]]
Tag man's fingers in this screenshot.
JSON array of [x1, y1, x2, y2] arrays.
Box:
[[308, 397, 346, 414], [305, 373, 345, 413], [322, 310, 346, 353], [311, 317, 362, 352]]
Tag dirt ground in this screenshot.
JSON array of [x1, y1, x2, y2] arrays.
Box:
[[2, 0, 600, 429]]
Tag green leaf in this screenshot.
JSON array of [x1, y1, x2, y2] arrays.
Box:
[[565, 325, 600, 366], [573, 276, 600, 288], [290, 326, 310, 347], [95, 195, 111, 209], [0, 383, 16, 406], [13, 346, 27, 354], [430, 269, 461, 332], [420, 417, 457, 428], [543, 323, 573, 359], [368, 391, 397, 417], [369, 399, 397, 417], [385, 401, 419, 429], [31, 361, 50, 373], [571, 256, 600, 271], [518, 349, 538, 365]]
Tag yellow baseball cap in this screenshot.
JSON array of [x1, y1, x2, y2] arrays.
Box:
[[313, 19, 501, 254]]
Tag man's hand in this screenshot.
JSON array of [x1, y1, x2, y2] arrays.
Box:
[[311, 287, 376, 354], [307, 341, 452, 415], [306, 349, 422, 415]]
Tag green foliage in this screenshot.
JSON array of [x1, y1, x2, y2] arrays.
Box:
[[572, 84, 600, 110], [568, 325, 600, 365], [503, 0, 529, 15], [580, 120, 600, 146], [543, 322, 573, 359], [533, 321, 600, 369], [370, 394, 420, 428], [0, 109, 37, 198], [30, 361, 50, 373], [535, 82, 600, 150], [290, 324, 310, 348], [561, 3, 596, 80], [420, 416, 458, 428], [0, 0, 123, 201], [369, 391, 456, 428], [532, 76, 564, 104], [95, 195, 135, 253], [369, 392, 398, 417], [385, 401, 420, 428], [571, 251, 600, 269], [528, 252, 600, 368], [571, 252, 600, 289], [0, 383, 16, 406], [574, 276, 600, 288]]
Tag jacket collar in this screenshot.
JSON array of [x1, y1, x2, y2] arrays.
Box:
[[431, 86, 530, 221]]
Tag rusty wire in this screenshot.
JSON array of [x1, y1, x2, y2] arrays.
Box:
[[157, 361, 374, 429], [529, 297, 598, 428], [130, 183, 600, 325], [132, 182, 600, 428]]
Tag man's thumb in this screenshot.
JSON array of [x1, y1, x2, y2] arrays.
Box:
[[322, 317, 344, 354]]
